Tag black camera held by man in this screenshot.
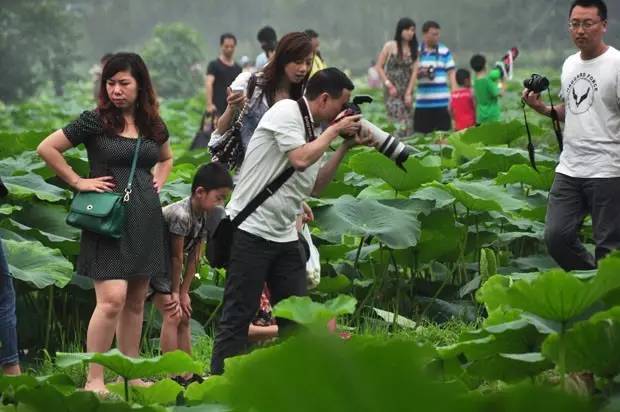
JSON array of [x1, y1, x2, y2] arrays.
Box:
[[521, 73, 563, 170], [417, 65, 436, 81], [523, 73, 550, 94], [337, 95, 414, 171]]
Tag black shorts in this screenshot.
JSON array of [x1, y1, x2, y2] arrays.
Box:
[[414, 107, 452, 134]]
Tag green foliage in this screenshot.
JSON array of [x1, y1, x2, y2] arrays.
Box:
[[56, 349, 203, 380], [313, 195, 425, 248], [349, 151, 442, 192], [273, 295, 357, 329], [3, 239, 73, 288], [0, 0, 80, 102], [142, 23, 205, 98]]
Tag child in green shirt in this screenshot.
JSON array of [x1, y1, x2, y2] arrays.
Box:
[[470, 54, 504, 124]]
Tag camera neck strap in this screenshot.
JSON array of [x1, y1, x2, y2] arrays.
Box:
[[522, 89, 564, 171], [297, 97, 317, 142]]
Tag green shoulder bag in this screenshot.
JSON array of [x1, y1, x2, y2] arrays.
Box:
[[66, 137, 142, 239]]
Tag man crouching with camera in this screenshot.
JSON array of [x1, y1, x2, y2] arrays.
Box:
[[210, 68, 372, 374], [522, 0, 620, 271]]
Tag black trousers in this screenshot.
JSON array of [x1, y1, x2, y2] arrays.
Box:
[[413, 107, 452, 134], [545, 172, 620, 271], [210, 229, 307, 375]]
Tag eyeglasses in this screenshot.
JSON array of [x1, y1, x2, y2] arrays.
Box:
[[568, 19, 604, 30]]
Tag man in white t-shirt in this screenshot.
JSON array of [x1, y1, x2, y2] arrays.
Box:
[[210, 68, 371, 374], [523, 0, 620, 270]]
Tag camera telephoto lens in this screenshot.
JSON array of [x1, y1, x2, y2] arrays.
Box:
[[361, 120, 413, 171]]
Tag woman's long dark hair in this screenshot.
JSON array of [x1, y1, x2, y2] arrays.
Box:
[[97, 52, 167, 143], [261, 32, 313, 106], [394, 18, 418, 61]]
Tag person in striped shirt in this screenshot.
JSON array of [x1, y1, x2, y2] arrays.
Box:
[[414, 21, 457, 134]]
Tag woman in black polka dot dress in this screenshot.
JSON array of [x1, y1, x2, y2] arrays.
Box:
[[37, 53, 173, 394]]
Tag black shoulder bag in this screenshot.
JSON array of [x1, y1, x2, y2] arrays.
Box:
[[207, 98, 316, 268]]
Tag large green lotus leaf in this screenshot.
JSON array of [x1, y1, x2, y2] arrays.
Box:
[[448, 134, 483, 162], [0, 131, 45, 158], [2, 174, 68, 202], [462, 147, 556, 178], [316, 274, 351, 294], [4, 239, 72, 288], [355, 182, 401, 199], [320, 179, 359, 198], [0, 204, 21, 216], [0, 151, 45, 176], [414, 208, 466, 264], [465, 352, 553, 383], [476, 275, 511, 311], [477, 383, 592, 412], [313, 195, 422, 249], [185, 334, 465, 412], [542, 306, 620, 378], [349, 151, 442, 192], [477, 254, 620, 322], [159, 179, 191, 205], [5, 202, 80, 255], [192, 284, 224, 305], [108, 378, 184, 406], [55, 349, 203, 380], [14, 384, 167, 412], [432, 180, 528, 212], [317, 244, 353, 262], [410, 186, 456, 209], [496, 164, 555, 191], [460, 120, 542, 146], [273, 295, 356, 328]]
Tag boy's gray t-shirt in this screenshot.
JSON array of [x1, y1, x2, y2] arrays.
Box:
[[163, 197, 225, 254]]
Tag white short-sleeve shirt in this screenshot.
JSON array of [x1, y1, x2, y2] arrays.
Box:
[[226, 98, 322, 242], [557, 46, 620, 178]]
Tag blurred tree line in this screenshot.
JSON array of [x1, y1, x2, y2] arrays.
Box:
[[1, 0, 618, 102]]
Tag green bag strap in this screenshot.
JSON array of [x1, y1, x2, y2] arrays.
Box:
[[123, 137, 142, 202]]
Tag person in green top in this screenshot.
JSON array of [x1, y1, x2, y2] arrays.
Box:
[[470, 54, 505, 123]]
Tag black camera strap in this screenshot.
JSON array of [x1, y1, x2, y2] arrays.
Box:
[[230, 98, 316, 227], [522, 101, 538, 171], [548, 89, 564, 151], [522, 89, 564, 171]]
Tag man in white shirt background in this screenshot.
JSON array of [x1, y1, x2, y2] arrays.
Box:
[[523, 0, 620, 270]]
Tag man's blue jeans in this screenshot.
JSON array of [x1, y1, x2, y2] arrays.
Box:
[[0, 237, 18, 367]]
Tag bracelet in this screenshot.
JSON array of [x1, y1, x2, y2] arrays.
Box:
[[384, 79, 391, 87]]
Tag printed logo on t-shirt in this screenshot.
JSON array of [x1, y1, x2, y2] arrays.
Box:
[[566, 72, 598, 115]]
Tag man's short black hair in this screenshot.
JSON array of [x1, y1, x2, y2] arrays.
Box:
[[304, 29, 319, 39], [456, 69, 471, 86], [422, 20, 440, 33], [470, 54, 487, 73], [570, 0, 607, 20], [305, 68, 354, 100], [191, 162, 233, 194], [220, 33, 237, 45], [257, 26, 277, 43]]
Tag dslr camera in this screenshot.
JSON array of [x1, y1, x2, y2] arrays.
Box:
[[339, 95, 413, 170], [418, 65, 436, 81], [523, 73, 550, 94]]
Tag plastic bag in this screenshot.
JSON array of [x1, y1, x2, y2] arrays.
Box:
[[301, 225, 321, 289]]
